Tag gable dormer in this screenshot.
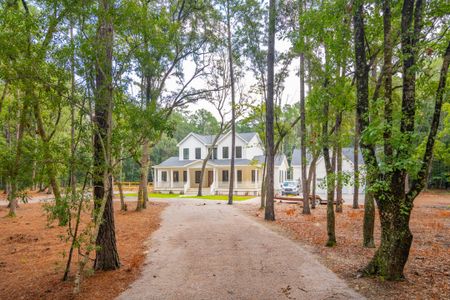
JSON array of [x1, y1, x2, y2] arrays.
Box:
[[215, 132, 263, 160], [177, 133, 208, 160]]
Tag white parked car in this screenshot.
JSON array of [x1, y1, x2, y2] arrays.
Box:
[[280, 181, 300, 196]]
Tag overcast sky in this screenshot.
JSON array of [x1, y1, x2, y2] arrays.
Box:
[[168, 37, 303, 121]]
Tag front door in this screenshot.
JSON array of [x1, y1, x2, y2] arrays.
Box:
[[207, 171, 213, 187]]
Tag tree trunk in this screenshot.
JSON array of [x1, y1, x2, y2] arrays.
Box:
[[366, 33, 450, 282], [260, 155, 267, 209], [8, 100, 29, 217], [363, 189, 375, 247], [299, 2, 309, 214], [298, 0, 309, 215], [353, 117, 359, 209], [117, 180, 127, 211], [335, 113, 343, 213], [264, 0, 276, 221], [226, 0, 236, 205], [70, 24, 77, 203], [311, 165, 316, 208], [0, 81, 7, 115], [94, 175, 120, 270], [323, 103, 336, 246], [136, 138, 149, 211], [354, 0, 377, 250], [363, 197, 412, 279], [93, 0, 120, 271]]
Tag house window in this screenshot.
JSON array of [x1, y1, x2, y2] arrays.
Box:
[[222, 170, 229, 182], [222, 146, 229, 159], [213, 147, 218, 159], [236, 146, 242, 158], [183, 148, 189, 160], [237, 170, 242, 182], [183, 171, 187, 182], [173, 171, 179, 182], [161, 171, 167, 182], [195, 171, 201, 184], [251, 170, 257, 182], [195, 148, 201, 159]]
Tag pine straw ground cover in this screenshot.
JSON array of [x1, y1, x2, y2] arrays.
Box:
[[243, 191, 450, 299], [0, 199, 166, 300]]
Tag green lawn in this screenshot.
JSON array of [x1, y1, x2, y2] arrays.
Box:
[[179, 195, 255, 201], [123, 193, 254, 201], [124, 193, 177, 198]]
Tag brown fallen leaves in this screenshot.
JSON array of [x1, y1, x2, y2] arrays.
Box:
[[0, 199, 166, 300], [246, 191, 450, 299]]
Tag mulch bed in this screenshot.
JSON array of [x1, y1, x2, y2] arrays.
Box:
[[243, 191, 450, 299], [0, 199, 166, 300]]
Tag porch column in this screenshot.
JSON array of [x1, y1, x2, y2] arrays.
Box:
[[213, 168, 217, 188], [187, 168, 190, 188], [234, 168, 238, 189], [169, 169, 173, 189]]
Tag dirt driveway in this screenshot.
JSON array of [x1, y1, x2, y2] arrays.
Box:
[[118, 198, 363, 299]]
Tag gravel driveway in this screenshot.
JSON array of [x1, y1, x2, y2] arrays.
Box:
[[118, 198, 363, 300]]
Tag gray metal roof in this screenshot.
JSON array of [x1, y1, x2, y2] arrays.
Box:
[[155, 154, 286, 168], [291, 149, 313, 166], [342, 147, 364, 165], [253, 154, 286, 166], [237, 132, 258, 143], [155, 157, 194, 167], [190, 132, 258, 145], [191, 133, 217, 144]]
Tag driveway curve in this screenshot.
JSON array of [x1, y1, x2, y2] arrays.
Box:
[[118, 198, 363, 300]]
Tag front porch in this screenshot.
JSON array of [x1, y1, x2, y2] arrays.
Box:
[[153, 164, 262, 196]]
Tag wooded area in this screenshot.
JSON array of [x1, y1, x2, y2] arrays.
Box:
[[0, 0, 448, 296]]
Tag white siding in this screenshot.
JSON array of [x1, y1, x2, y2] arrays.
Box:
[[216, 133, 247, 159], [178, 135, 208, 160], [274, 156, 289, 191], [244, 135, 264, 159], [292, 165, 301, 182]]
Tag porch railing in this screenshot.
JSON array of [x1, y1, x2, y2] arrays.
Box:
[[217, 181, 260, 189]]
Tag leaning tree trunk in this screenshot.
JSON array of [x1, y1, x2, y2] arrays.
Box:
[[93, 0, 120, 271], [322, 92, 336, 247]]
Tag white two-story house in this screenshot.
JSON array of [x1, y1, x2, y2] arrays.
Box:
[[291, 148, 366, 195], [153, 132, 288, 195]]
